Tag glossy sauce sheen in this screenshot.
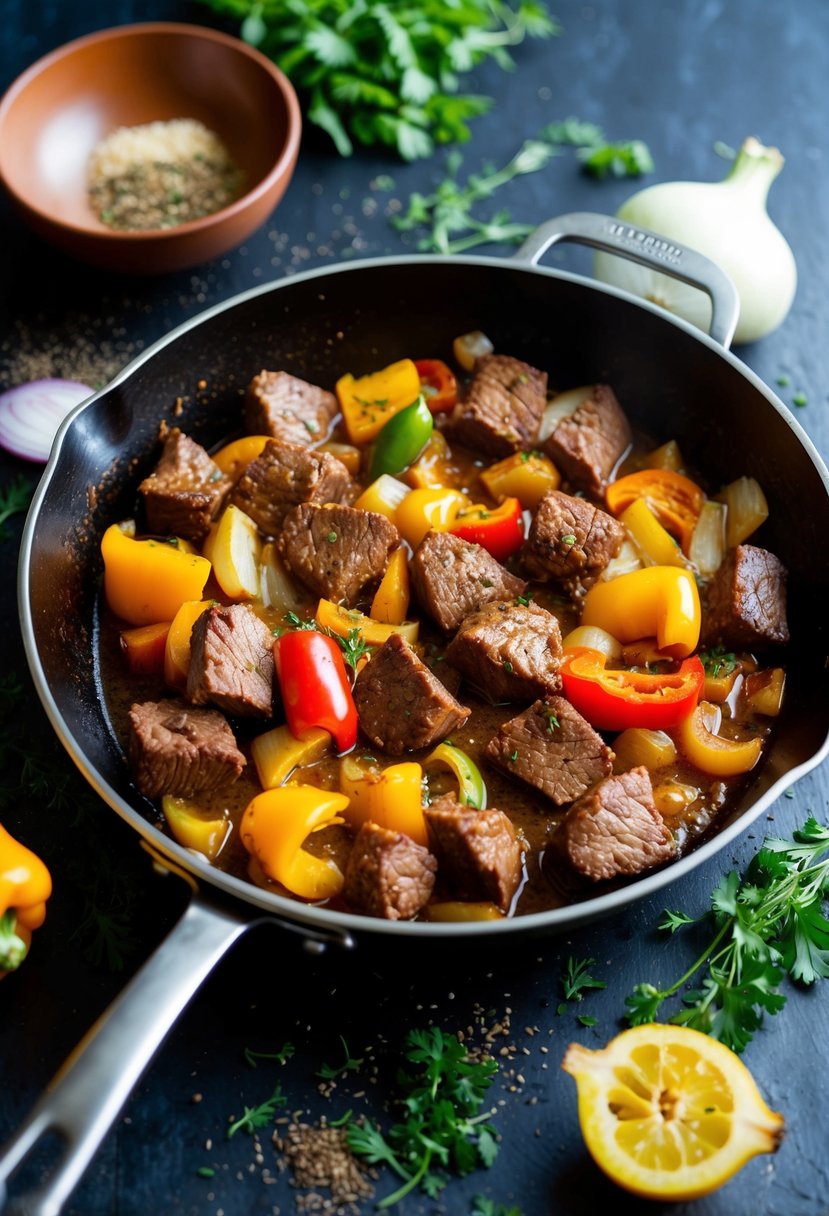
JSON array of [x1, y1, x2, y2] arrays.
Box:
[[97, 422, 774, 919]]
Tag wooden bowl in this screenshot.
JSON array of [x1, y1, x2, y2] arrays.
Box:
[[0, 22, 302, 274]]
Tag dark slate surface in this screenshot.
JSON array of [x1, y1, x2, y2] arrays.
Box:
[[1, 2, 828, 1214]]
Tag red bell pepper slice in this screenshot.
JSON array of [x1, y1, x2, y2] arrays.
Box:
[[449, 496, 525, 562], [414, 359, 458, 413], [273, 630, 358, 753], [559, 648, 705, 731]]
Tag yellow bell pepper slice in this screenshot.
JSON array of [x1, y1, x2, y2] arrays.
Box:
[[316, 442, 362, 476], [743, 669, 786, 718], [395, 486, 469, 549], [0, 822, 52, 973], [336, 358, 421, 445], [606, 468, 705, 553], [404, 431, 463, 490], [480, 451, 561, 510], [354, 474, 410, 520], [161, 796, 231, 861], [211, 435, 271, 480], [316, 599, 419, 646], [581, 566, 701, 659], [251, 724, 331, 789], [164, 599, 214, 689], [101, 522, 212, 627], [673, 702, 763, 777], [241, 786, 348, 901], [339, 757, 428, 846], [620, 499, 688, 568], [370, 548, 410, 625], [201, 504, 262, 601]]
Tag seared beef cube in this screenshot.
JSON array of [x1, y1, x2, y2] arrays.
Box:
[[231, 439, 352, 536], [410, 531, 527, 633], [445, 600, 562, 703], [343, 822, 437, 920], [128, 698, 245, 799], [523, 490, 624, 590], [139, 426, 231, 543], [353, 633, 470, 755], [449, 354, 547, 457], [425, 793, 523, 911], [542, 384, 632, 497], [485, 696, 613, 806], [702, 544, 789, 648], [553, 766, 675, 882], [277, 502, 399, 606], [245, 369, 338, 448], [187, 603, 274, 718]]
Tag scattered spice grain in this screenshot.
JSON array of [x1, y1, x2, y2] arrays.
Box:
[[274, 1120, 375, 1214]]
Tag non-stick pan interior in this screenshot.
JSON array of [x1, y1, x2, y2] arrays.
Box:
[[22, 257, 829, 933]]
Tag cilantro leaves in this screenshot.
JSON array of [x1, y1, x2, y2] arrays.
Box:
[[200, 0, 559, 159], [626, 818, 829, 1052]]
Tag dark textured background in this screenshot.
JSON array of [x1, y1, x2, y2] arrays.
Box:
[[1, 2, 828, 1214]]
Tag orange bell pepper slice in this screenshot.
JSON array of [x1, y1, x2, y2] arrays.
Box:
[[606, 469, 705, 553], [339, 758, 428, 847], [101, 522, 211, 627], [241, 786, 348, 901], [120, 620, 171, 675]]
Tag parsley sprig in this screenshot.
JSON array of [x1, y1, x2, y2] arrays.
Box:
[[626, 817, 829, 1052], [347, 1027, 499, 1207], [200, 0, 558, 159], [557, 956, 606, 1018], [281, 612, 371, 670], [227, 1079, 287, 1138]]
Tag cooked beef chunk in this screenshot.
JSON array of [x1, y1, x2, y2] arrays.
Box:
[[485, 696, 614, 806], [139, 426, 231, 544], [353, 633, 470, 755], [277, 502, 399, 606], [553, 766, 675, 882], [343, 822, 437, 920], [448, 354, 547, 457], [128, 698, 245, 799], [522, 490, 624, 591], [410, 531, 527, 633], [187, 603, 274, 718], [702, 544, 790, 648], [425, 793, 523, 911], [445, 600, 562, 703], [542, 384, 632, 497], [245, 369, 338, 448], [230, 439, 353, 536]]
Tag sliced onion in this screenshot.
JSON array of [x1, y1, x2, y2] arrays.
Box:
[[452, 330, 494, 372], [716, 476, 769, 547], [598, 538, 643, 582], [689, 500, 727, 577], [538, 386, 592, 442], [0, 379, 93, 463], [562, 624, 622, 660]]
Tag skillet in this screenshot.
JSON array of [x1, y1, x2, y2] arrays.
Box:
[[3, 213, 829, 1215]]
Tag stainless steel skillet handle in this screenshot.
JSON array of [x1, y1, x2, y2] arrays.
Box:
[[514, 211, 741, 350]]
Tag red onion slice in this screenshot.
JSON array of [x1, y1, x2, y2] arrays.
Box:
[[0, 379, 94, 463]]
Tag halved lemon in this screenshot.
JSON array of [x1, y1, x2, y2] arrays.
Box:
[[562, 1024, 784, 1201]]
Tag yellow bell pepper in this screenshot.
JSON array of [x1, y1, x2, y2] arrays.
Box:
[[480, 451, 561, 510], [164, 600, 214, 689], [404, 431, 463, 489], [673, 702, 763, 777], [354, 474, 410, 520], [317, 441, 362, 476], [395, 486, 469, 549], [336, 358, 422, 445], [0, 823, 52, 973], [370, 548, 410, 625], [743, 668, 786, 717], [211, 435, 271, 480], [102, 522, 212, 627], [581, 566, 701, 658], [241, 785, 348, 901], [316, 598, 419, 646], [620, 499, 688, 568], [161, 797, 231, 861], [423, 902, 504, 922], [339, 757, 428, 846], [251, 724, 331, 789], [606, 468, 705, 553], [643, 439, 684, 472], [201, 504, 262, 601]]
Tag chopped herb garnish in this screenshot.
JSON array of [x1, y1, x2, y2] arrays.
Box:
[[559, 956, 607, 1005], [317, 1035, 364, 1079], [480, 577, 494, 588], [515, 592, 533, 607], [244, 1042, 295, 1067], [699, 645, 737, 678], [196, 1166, 215, 1179], [327, 530, 338, 543], [509, 749, 519, 763], [502, 660, 514, 672], [776, 373, 791, 386], [577, 1014, 598, 1028], [561, 534, 576, 546], [227, 1080, 287, 1138], [792, 392, 808, 407], [545, 710, 560, 733], [303, 418, 319, 433]]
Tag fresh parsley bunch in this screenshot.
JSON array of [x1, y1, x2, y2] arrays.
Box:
[[347, 1026, 499, 1206], [626, 817, 829, 1052], [198, 0, 558, 159]]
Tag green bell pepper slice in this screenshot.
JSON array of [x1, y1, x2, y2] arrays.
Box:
[[424, 742, 487, 810], [369, 395, 433, 480]]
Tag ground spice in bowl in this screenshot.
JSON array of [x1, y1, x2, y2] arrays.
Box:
[[87, 118, 245, 232]]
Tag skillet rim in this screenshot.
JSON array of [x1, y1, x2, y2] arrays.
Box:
[[17, 250, 829, 940]]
